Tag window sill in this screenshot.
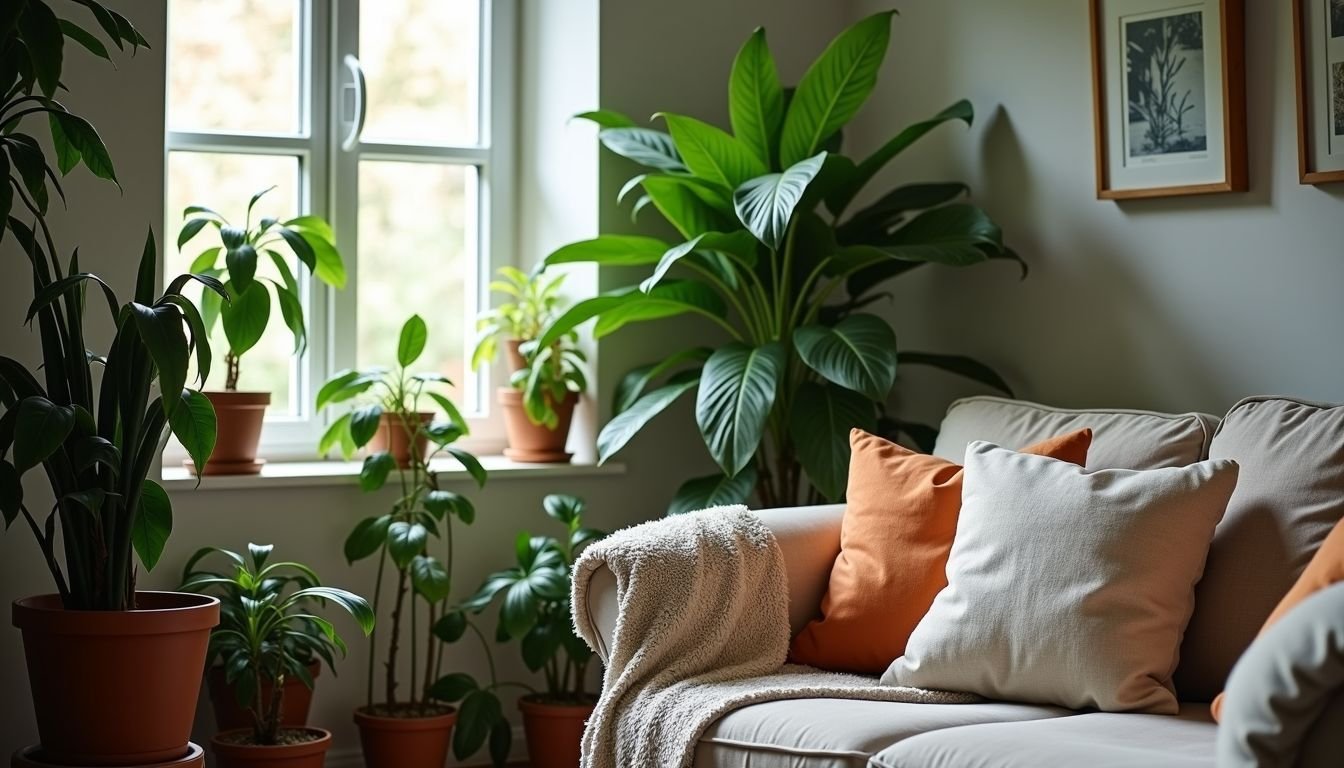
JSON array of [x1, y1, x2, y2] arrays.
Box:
[[160, 455, 625, 492]]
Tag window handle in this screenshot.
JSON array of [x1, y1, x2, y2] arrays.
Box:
[[341, 54, 367, 152]]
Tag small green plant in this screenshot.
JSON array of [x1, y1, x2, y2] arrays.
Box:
[[472, 268, 587, 428], [180, 544, 374, 745], [177, 187, 346, 390]]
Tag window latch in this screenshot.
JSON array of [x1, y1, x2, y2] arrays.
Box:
[[341, 54, 367, 152]]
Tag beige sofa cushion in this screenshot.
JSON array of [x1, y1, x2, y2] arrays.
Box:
[[693, 698, 1068, 768], [872, 705, 1217, 768], [883, 442, 1238, 713], [1177, 397, 1344, 701], [934, 396, 1216, 470]]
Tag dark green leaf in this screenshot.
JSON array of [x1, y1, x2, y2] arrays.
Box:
[[542, 494, 584, 525], [729, 27, 785, 168], [614, 348, 711, 416], [349, 404, 383, 448], [20, 1, 63, 96], [453, 689, 503, 760], [597, 127, 685, 172], [133, 480, 172, 571], [489, 719, 511, 767], [789, 381, 876, 501], [660, 113, 766, 189], [159, 294, 212, 385], [427, 391, 469, 434], [220, 281, 270, 357], [734, 151, 827, 250], [397, 315, 428, 367], [501, 580, 539, 638], [837, 182, 969, 243], [446, 447, 486, 488], [433, 610, 469, 643], [521, 622, 563, 671], [0, 460, 22, 528], [882, 204, 1001, 265], [344, 514, 391, 563], [169, 389, 216, 477], [130, 303, 189, 416], [60, 19, 110, 59], [429, 672, 478, 702], [411, 555, 450, 602], [597, 371, 698, 464], [177, 218, 211, 249], [225, 243, 258, 290], [898, 351, 1013, 396], [47, 112, 79, 175], [793, 313, 897, 401], [49, 111, 117, 184], [290, 586, 375, 635], [593, 281, 727, 339], [668, 467, 758, 516], [543, 234, 669, 268], [388, 522, 428, 567], [271, 282, 306, 354], [696, 342, 784, 476], [639, 231, 757, 294], [359, 451, 395, 492]]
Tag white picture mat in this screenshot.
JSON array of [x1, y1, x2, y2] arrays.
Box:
[[1101, 0, 1228, 189], [1304, 0, 1344, 172]]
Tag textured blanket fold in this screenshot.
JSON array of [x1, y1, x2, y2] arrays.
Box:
[[571, 505, 975, 768]]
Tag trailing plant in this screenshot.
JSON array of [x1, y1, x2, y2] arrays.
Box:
[[179, 544, 374, 745], [316, 316, 507, 762], [538, 11, 1019, 513], [472, 267, 587, 428], [1, 1, 223, 611], [177, 187, 346, 391]]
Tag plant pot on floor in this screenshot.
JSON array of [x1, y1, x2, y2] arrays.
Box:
[[10, 742, 205, 768], [209, 728, 331, 768], [353, 706, 457, 768], [366, 412, 434, 468], [11, 591, 220, 766], [499, 389, 576, 463], [207, 662, 321, 732], [519, 695, 597, 768], [198, 391, 271, 475]]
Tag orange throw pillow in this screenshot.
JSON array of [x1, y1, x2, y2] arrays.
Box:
[[1211, 517, 1344, 720], [788, 427, 1093, 674]]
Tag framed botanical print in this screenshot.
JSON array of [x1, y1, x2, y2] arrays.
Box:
[[1294, 0, 1344, 184], [1090, 0, 1248, 199]]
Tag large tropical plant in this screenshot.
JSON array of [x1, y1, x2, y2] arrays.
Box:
[[1, 2, 222, 611], [538, 11, 1018, 512]]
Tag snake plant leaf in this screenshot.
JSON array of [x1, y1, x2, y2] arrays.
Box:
[[597, 370, 699, 464], [733, 151, 827, 250], [597, 127, 686, 172], [220, 281, 270, 358], [667, 466, 758, 516], [132, 479, 172, 571], [659, 113, 766, 190], [794, 313, 897, 401], [696, 342, 784, 477], [169, 389, 216, 478], [778, 11, 894, 167], [729, 27, 785, 168], [543, 234, 669, 268], [789, 381, 877, 502]]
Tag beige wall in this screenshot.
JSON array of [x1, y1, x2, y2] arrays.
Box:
[[847, 0, 1344, 423]]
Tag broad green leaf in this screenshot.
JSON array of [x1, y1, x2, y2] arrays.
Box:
[[639, 231, 758, 294], [660, 113, 766, 189], [433, 611, 469, 643], [282, 215, 336, 243], [319, 412, 353, 458], [882, 204, 1001, 265], [520, 621, 562, 671], [789, 381, 876, 501], [489, 720, 511, 767], [642, 175, 735, 239], [129, 303, 189, 418], [133, 480, 172, 571], [46, 112, 79, 175], [49, 110, 118, 184], [60, 19, 110, 60], [898, 351, 1013, 396], [0, 461, 21, 528], [221, 281, 271, 357], [13, 397, 74, 473], [597, 371, 699, 464], [613, 348, 711, 415], [225, 243, 258, 290], [734, 152, 827, 250], [397, 315, 429, 367], [427, 392, 469, 434], [695, 342, 785, 476], [428, 671, 478, 702], [177, 218, 211, 249], [349, 404, 384, 448], [20, 2, 63, 96], [290, 586, 375, 634], [572, 109, 635, 128], [593, 281, 727, 339], [597, 127, 686, 172], [387, 522, 428, 568], [668, 466, 758, 516], [501, 580, 539, 638], [159, 295, 212, 385], [344, 514, 392, 563], [543, 234, 669, 268], [307, 234, 346, 288], [778, 11, 894, 167], [411, 555, 450, 602], [793, 313, 897, 401], [837, 182, 968, 243], [729, 27, 785, 168], [446, 447, 487, 488], [453, 689, 503, 760], [169, 389, 217, 476], [542, 493, 584, 525], [271, 282, 306, 354], [359, 451, 395, 491]]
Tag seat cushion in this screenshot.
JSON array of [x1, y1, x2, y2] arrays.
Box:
[[872, 704, 1216, 768], [1177, 396, 1344, 701], [933, 396, 1217, 470], [693, 699, 1069, 768]]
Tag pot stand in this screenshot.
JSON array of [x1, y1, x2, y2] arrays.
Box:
[[10, 743, 204, 768]]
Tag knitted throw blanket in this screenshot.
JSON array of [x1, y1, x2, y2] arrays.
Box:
[[571, 506, 975, 768]]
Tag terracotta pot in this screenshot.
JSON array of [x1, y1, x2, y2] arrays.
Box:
[[366, 412, 433, 468], [208, 662, 320, 732], [10, 742, 204, 768], [499, 388, 576, 463], [209, 728, 331, 768], [353, 706, 456, 768], [504, 339, 528, 375], [199, 391, 271, 475], [519, 696, 596, 768], [11, 591, 220, 766]]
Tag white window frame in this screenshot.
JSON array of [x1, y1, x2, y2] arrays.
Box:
[[165, 0, 516, 461]]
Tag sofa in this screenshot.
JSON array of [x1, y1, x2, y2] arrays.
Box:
[[581, 396, 1344, 767]]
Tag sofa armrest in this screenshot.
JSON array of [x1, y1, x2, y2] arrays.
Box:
[[581, 504, 845, 663]]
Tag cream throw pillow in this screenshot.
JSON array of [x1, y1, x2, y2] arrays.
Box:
[[881, 441, 1238, 714]]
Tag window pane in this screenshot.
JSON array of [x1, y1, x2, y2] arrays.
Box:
[[167, 0, 301, 134], [166, 151, 302, 416], [356, 162, 475, 401], [359, 0, 480, 145]]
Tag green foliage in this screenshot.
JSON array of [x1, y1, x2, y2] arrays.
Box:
[[180, 544, 373, 745], [555, 12, 1019, 512], [177, 187, 345, 390]]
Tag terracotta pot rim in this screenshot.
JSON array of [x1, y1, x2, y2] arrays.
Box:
[[518, 695, 598, 717], [210, 728, 332, 756], [12, 591, 221, 635], [203, 390, 273, 405], [354, 705, 457, 731], [377, 411, 435, 422], [12, 742, 206, 767]]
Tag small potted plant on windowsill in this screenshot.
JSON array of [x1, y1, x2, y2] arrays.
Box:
[[180, 544, 374, 768], [463, 494, 606, 768], [473, 267, 586, 462], [177, 188, 346, 475]]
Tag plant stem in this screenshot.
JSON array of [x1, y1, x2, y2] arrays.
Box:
[[224, 352, 240, 391], [366, 546, 387, 709], [385, 567, 409, 706]]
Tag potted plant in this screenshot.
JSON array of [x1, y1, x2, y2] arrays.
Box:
[[461, 494, 606, 768], [177, 188, 345, 475], [472, 267, 587, 462], [179, 544, 374, 768], [2, 4, 223, 765], [316, 315, 500, 768], [539, 12, 1022, 513]]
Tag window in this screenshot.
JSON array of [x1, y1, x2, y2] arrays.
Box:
[[165, 0, 514, 458]]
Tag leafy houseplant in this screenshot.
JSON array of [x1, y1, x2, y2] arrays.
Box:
[[177, 188, 345, 475], [473, 267, 587, 462], [2, 2, 224, 764], [316, 316, 498, 768], [179, 544, 374, 767], [539, 11, 1018, 513]]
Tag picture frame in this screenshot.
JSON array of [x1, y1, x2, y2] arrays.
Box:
[[1293, 0, 1344, 184], [1090, 0, 1247, 199]]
